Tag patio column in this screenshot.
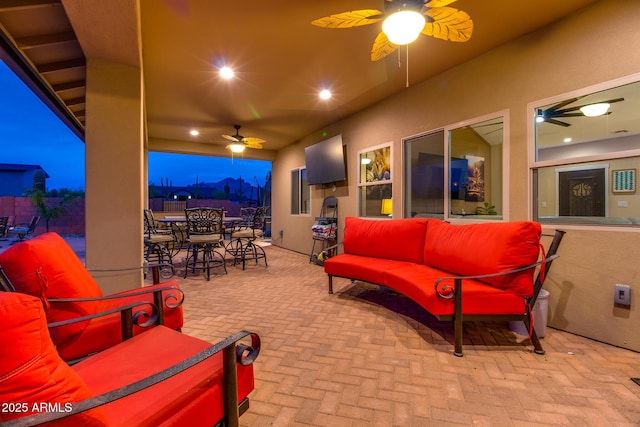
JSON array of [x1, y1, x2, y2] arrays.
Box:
[[84, 58, 144, 293]]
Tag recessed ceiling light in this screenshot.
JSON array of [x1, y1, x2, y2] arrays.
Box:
[[319, 89, 331, 100], [563, 137, 572, 143], [219, 66, 235, 79], [190, 129, 199, 136]]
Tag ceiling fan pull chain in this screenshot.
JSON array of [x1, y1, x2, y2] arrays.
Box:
[[406, 44, 410, 88]]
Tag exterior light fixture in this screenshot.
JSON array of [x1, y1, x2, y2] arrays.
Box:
[[580, 103, 610, 117], [382, 1, 425, 45]]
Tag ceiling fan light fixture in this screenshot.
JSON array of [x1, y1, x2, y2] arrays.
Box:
[[382, 10, 426, 45], [580, 103, 610, 117], [229, 143, 245, 153]]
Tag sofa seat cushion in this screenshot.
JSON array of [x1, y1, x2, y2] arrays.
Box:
[[73, 326, 255, 426], [384, 265, 527, 316], [343, 217, 432, 263], [0, 292, 107, 426], [51, 284, 184, 361], [423, 221, 541, 298], [324, 254, 412, 286]]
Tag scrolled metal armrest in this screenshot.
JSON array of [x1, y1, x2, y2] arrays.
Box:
[[235, 332, 261, 366], [433, 254, 559, 299], [49, 285, 185, 310], [47, 301, 159, 329]]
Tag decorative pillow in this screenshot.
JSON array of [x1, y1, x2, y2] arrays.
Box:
[[0, 292, 107, 426], [343, 216, 432, 263], [424, 221, 542, 298], [0, 232, 103, 341]]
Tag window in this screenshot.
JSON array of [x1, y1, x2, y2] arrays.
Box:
[[531, 74, 640, 226], [291, 167, 310, 215], [404, 113, 505, 220], [358, 143, 392, 217]]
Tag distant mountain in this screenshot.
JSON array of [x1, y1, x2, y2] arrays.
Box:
[[150, 176, 270, 203]]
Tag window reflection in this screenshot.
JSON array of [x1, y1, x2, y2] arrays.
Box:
[[449, 116, 504, 220], [533, 75, 640, 226]]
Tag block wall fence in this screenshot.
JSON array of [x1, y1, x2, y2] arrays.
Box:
[[0, 197, 252, 236]]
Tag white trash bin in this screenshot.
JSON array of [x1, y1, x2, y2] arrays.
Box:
[[509, 289, 549, 337]]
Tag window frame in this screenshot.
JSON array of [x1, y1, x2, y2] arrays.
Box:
[[357, 142, 393, 218], [290, 166, 310, 216], [528, 73, 640, 229], [402, 110, 508, 222]]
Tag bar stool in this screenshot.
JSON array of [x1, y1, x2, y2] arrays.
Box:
[[184, 207, 227, 281]]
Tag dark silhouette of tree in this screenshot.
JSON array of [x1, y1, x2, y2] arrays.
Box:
[[26, 189, 82, 232]]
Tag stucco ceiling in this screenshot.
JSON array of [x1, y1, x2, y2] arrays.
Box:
[[0, 0, 601, 159]]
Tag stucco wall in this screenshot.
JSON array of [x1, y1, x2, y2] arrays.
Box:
[[271, 0, 640, 351]]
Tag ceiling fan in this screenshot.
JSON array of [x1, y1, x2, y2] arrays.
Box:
[[222, 125, 265, 152], [311, 0, 473, 61], [537, 97, 624, 127]]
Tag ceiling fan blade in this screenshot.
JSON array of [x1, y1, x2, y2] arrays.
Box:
[[245, 142, 264, 149], [545, 118, 571, 127], [222, 134, 240, 142], [545, 97, 581, 113], [242, 137, 266, 145], [371, 31, 398, 61], [558, 97, 625, 114], [312, 9, 384, 28], [425, 1, 459, 7], [423, 7, 473, 42]]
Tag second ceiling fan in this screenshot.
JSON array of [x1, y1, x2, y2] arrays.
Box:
[[222, 125, 265, 153]]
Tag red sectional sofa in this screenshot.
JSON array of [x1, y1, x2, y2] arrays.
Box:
[[0, 291, 260, 426], [324, 217, 564, 356]]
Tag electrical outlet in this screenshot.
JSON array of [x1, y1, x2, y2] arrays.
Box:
[[614, 284, 630, 306]]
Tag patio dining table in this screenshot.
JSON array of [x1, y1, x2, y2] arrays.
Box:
[[157, 216, 242, 249]]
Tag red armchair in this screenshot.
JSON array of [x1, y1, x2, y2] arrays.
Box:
[[0, 291, 260, 426], [0, 232, 184, 362]]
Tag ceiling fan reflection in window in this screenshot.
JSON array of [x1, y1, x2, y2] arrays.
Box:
[[536, 97, 624, 127], [311, 0, 473, 61], [222, 125, 265, 153]]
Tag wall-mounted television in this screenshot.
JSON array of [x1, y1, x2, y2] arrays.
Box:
[[304, 134, 347, 185]]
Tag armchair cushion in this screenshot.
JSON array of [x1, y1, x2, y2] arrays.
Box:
[[0, 232, 184, 361], [0, 232, 102, 340], [0, 292, 107, 426]]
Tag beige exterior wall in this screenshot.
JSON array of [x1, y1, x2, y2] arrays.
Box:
[[271, 0, 640, 351]]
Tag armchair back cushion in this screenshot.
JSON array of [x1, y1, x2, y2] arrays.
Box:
[[0, 232, 103, 341], [423, 220, 542, 298], [343, 217, 431, 264], [0, 292, 107, 426]]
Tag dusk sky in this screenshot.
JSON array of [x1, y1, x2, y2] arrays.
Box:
[[0, 61, 271, 191]]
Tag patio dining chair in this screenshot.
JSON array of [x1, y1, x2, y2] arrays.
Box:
[[0, 216, 8, 242], [184, 207, 227, 281], [144, 209, 176, 278], [226, 206, 269, 270]]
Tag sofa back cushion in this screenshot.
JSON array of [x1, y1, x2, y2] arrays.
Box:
[[0, 292, 107, 425], [343, 217, 432, 263], [424, 221, 542, 298], [0, 232, 102, 341]]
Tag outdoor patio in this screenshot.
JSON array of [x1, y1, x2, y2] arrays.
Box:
[[1, 235, 639, 425]]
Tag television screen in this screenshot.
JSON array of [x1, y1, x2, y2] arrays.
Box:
[[305, 135, 347, 185]]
